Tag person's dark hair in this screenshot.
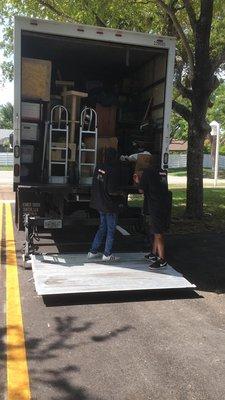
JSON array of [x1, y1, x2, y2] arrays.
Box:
[[104, 147, 118, 163]]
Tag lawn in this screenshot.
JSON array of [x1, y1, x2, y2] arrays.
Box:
[[129, 187, 225, 233], [0, 165, 13, 171], [169, 167, 225, 179]]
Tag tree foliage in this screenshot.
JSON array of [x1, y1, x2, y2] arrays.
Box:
[[207, 82, 225, 132], [0, 102, 13, 129], [1, 0, 225, 217]]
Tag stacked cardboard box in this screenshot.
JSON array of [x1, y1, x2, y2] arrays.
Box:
[[83, 137, 118, 163], [134, 154, 158, 172], [51, 143, 76, 162]]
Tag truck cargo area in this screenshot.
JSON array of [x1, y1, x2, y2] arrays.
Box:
[[14, 18, 177, 296], [19, 29, 168, 187], [31, 252, 195, 296]]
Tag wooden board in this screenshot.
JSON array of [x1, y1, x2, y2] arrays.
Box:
[[22, 58, 51, 101], [31, 253, 196, 296]]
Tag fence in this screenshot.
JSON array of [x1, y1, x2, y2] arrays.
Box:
[[203, 154, 225, 169], [0, 152, 13, 166], [1, 151, 225, 170], [169, 153, 225, 170], [168, 154, 187, 168]]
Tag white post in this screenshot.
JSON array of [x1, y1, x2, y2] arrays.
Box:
[[210, 121, 220, 188], [214, 129, 220, 187]]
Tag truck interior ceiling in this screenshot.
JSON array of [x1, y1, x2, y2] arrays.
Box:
[[20, 30, 168, 186]]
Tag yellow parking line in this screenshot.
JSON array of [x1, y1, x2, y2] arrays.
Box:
[[5, 203, 31, 400]]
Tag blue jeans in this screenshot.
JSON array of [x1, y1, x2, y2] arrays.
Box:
[[90, 212, 117, 256]]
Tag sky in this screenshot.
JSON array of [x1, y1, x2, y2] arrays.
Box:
[[0, 25, 14, 106]]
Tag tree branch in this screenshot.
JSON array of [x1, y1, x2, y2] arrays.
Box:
[[155, 0, 195, 77], [172, 100, 192, 121], [182, 0, 197, 33], [211, 47, 225, 72], [38, 0, 75, 22], [175, 79, 193, 100], [195, 0, 213, 58], [83, 1, 107, 27], [174, 59, 193, 99]]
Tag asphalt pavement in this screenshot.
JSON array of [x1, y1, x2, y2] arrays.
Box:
[[1, 181, 225, 400]]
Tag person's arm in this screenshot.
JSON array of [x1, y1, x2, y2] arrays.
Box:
[[139, 169, 149, 194]]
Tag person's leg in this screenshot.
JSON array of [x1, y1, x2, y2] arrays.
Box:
[[144, 215, 157, 261], [90, 212, 107, 253], [103, 213, 117, 256], [153, 233, 165, 260]]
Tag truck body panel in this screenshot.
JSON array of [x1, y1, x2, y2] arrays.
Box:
[[14, 16, 175, 233]]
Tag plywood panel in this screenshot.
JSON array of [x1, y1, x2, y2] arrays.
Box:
[[31, 253, 196, 296], [22, 58, 52, 101]]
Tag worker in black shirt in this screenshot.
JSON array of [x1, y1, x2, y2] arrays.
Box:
[[133, 168, 170, 270], [88, 148, 124, 262]]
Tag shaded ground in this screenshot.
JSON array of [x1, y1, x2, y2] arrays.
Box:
[[10, 224, 225, 400], [1, 177, 225, 400]]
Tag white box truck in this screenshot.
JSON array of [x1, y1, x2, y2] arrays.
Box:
[[13, 16, 175, 259]]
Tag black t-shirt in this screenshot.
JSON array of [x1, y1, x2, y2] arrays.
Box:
[[139, 168, 169, 215], [90, 162, 125, 213]]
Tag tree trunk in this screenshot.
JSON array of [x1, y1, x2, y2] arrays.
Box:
[[186, 127, 205, 218]]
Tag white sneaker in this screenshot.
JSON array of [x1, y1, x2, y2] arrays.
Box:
[[102, 254, 120, 262], [87, 252, 101, 260]]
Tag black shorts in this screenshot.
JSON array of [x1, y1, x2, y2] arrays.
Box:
[[146, 208, 167, 234], [150, 214, 167, 234]]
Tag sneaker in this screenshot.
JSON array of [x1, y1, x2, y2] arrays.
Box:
[[102, 254, 120, 262], [87, 252, 102, 260], [145, 252, 158, 262], [148, 259, 168, 271]]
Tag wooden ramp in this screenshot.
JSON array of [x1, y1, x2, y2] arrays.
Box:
[[31, 253, 196, 295]]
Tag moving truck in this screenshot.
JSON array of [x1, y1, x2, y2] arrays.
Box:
[[13, 16, 175, 260]]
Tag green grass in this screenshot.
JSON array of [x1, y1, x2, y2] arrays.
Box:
[[129, 187, 225, 233], [0, 165, 13, 171], [168, 168, 187, 177], [169, 168, 225, 179]]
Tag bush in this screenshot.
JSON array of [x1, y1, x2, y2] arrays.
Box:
[[219, 144, 225, 155], [203, 141, 211, 154]]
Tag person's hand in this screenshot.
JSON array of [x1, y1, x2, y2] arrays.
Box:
[[133, 173, 139, 184]]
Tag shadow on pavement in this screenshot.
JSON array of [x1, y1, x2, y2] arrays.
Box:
[[43, 289, 200, 308], [3, 316, 132, 400], [167, 232, 225, 293]]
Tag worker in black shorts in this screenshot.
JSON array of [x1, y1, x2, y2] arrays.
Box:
[[133, 168, 170, 270]]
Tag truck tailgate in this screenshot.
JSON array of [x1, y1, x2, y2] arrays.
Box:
[[31, 252, 195, 295]]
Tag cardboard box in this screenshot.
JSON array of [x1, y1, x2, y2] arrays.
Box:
[[51, 143, 76, 162], [21, 122, 39, 141], [22, 58, 52, 101], [21, 145, 34, 164], [135, 154, 155, 172], [79, 165, 94, 185], [22, 102, 41, 121], [83, 137, 118, 163]]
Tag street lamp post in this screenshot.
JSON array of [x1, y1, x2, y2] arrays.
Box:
[[210, 121, 220, 188]]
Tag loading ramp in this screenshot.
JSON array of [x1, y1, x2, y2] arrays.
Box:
[[31, 252, 195, 296]]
